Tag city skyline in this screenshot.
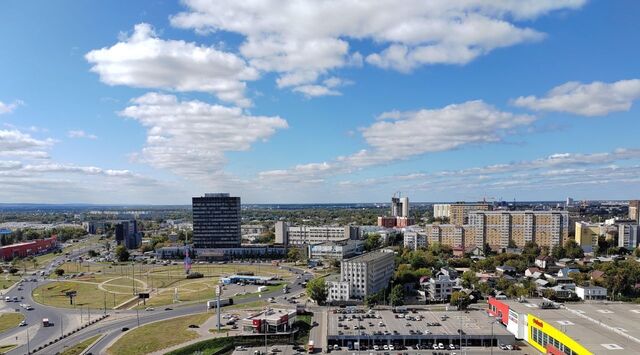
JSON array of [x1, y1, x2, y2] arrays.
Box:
[[1, 1, 640, 204]]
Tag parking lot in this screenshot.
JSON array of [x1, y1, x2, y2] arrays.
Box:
[[327, 307, 515, 352]]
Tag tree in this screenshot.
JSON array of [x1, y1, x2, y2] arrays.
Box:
[[450, 291, 471, 310], [461, 270, 479, 289], [564, 239, 584, 259], [364, 234, 381, 251], [551, 244, 566, 259], [55, 268, 65, 277], [287, 248, 302, 262], [87, 249, 98, 258], [390, 284, 405, 306], [306, 277, 327, 305], [115, 245, 130, 262]]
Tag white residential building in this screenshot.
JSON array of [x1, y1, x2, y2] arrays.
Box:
[[403, 229, 427, 250], [427, 274, 457, 302], [308, 240, 363, 260], [575, 285, 607, 300], [618, 223, 640, 250], [327, 249, 395, 302], [433, 204, 451, 219]]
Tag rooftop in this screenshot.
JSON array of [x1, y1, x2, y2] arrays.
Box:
[[503, 299, 640, 354], [344, 249, 394, 263]]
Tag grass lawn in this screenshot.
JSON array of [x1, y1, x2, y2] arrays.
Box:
[[0, 275, 19, 290], [107, 313, 211, 355], [32, 281, 134, 309], [60, 334, 101, 355], [0, 344, 17, 354], [0, 313, 24, 333]]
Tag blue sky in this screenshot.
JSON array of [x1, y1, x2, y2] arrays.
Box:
[[1, 0, 640, 204]]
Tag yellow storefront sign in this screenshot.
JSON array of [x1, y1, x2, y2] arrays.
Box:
[[527, 314, 593, 355]]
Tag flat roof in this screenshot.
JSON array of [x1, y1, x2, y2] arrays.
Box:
[[345, 250, 393, 263], [245, 308, 296, 322], [328, 308, 512, 338], [503, 299, 640, 354]]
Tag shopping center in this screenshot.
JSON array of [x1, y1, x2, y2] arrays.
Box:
[[488, 297, 640, 354]]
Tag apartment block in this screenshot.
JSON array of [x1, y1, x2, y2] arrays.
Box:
[[433, 204, 451, 219], [618, 223, 640, 250], [450, 202, 492, 225], [469, 210, 568, 251]]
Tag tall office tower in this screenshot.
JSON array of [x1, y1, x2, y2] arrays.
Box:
[[629, 200, 640, 223], [401, 197, 409, 218], [192, 193, 241, 249]]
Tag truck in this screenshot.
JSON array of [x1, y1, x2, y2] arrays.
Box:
[[257, 286, 267, 293], [307, 340, 314, 353], [42, 318, 51, 327], [282, 284, 289, 294], [206, 298, 234, 309]]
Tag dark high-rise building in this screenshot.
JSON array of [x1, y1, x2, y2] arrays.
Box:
[[115, 220, 140, 249], [192, 193, 241, 249]]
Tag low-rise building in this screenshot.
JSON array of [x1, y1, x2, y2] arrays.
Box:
[[0, 236, 58, 261], [242, 308, 297, 333], [425, 274, 457, 302], [307, 239, 363, 260], [275, 222, 358, 245], [575, 285, 607, 300]]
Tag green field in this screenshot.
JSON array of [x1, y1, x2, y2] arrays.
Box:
[[60, 334, 101, 355], [0, 313, 24, 333], [107, 313, 211, 355], [35, 262, 292, 309]]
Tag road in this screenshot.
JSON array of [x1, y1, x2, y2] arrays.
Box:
[[4, 262, 312, 355]]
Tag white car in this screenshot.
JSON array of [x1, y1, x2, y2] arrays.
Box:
[[438, 343, 445, 350], [373, 345, 379, 351], [388, 345, 394, 351], [382, 345, 388, 350], [449, 344, 456, 350], [19, 321, 27, 327]]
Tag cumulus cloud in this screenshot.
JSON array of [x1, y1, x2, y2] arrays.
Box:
[[119, 92, 288, 178], [344, 100, 535, 167], [86, 23, 258, 107], [67, 130, 98, 140], [0, 100, 23, 115], [0, 129, 54, 159], [512, 79, 640, 116], [171, 0, 584, 90], [259, 100, 535, 183]]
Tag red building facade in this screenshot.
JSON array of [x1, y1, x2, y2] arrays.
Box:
[[0, 236, 58, 261]]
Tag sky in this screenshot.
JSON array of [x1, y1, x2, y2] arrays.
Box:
[[1, 0, 640, 204]]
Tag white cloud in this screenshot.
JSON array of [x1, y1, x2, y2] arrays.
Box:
[[0, 100, 24, 115], [119, 92, 288, 178], [0, 129, 53, 159], [67, 130, 98, 140], [86, 23, 258, 107], [293, 85, 341, 98], [171, 0, 584, 88], [513, 79, 640, 116], [259, 100, 535, 183], [344, 100, 535, 167]]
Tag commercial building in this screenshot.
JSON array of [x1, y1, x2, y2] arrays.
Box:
[[274, 222, 358, 246], [488, 298, 640, 354], [308, 240, 363, 260], [575, 285, 607, 300], [327, 308, 514, 350], [433, 204, 451, 219], [629, 200, 640, 223], [327, 250, 395, 302], [450, 202, 492, 226], [0, 236, 58, 261], [469, 210, 569, 251], [192, 193, 241, 249], [242, 308, 297, 333]]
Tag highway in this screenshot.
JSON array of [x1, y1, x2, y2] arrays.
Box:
[[2, 259, 311, 355]]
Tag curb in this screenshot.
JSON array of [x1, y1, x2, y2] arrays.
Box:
[[24, 314, 110, 355]]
